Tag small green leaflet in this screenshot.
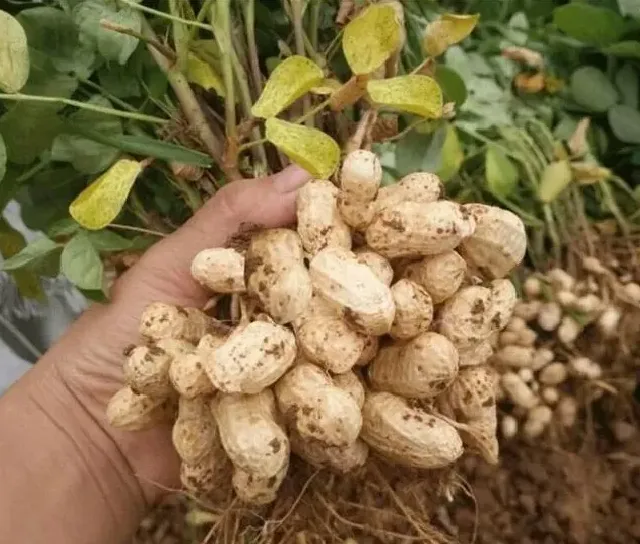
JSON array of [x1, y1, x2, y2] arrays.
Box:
[[61, 231, 104, 290], [2, 237, 61, 271], [48, 218, 81, 238], [570, 67, 619, 113], [603, 41, 640, 60], [485, 144, 518, 198], [553, 4, 624, 47], [618, 0, 640, 18], [87, 229, 133, 252], [608, 104, 640, 144], [615, 64, 639, 109]]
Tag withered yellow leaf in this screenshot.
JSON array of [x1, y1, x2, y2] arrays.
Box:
[[186, 52, 225, 96], [69, 159, 144, 230], [342, 4, 401, 75], [251, 55, 324, 118], [367, 75, 443, 118], [423, 13, 479, 57], [265, 118, 340, 179], [538, 160, 573, 203]]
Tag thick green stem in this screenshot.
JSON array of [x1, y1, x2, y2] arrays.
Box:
[[290, 0, 311, 124], [309, 0, 320, 51], [0, 93, 167, 124], [141, 20, 223, 163], [212, 0, 237, 139], [190, 0, 215, 40], [244, 0, 263, 97]]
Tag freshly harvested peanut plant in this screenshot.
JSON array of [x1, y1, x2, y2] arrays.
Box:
[[105, 149, 527, 506]]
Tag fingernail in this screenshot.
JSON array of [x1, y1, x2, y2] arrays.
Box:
[[273, 165, 312, 193]]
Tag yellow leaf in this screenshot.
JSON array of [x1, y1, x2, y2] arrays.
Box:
[[310, 78, 342, 95], [423, 13, 479, 57], [251, 55, 324, 118], [342, 4, 401, 75], [437, 124, 464, 181], [367, 75, 443, 118], [69, 159, 144, 230], [265, 118, 340, 179], [538, 160, 573, 203], [0, 10, 30, 93], [186, 52, 225, 96]]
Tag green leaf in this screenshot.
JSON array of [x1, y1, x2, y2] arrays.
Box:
[[87, 229, 132, 252], [251, 55, 324, 118], [61, 231, 103, 290], [538, 160, 573, 203], [17, 7, 79, 75], [570, 67, 619, 112], [553, 4, 624, 46], [367, 75, 443, 118], [73, 0, 140, 65], [265, 118, 340, 179], [2, 237, 61, 272], [342, 4, 401, 75], [615, 64, 638, 108], [506, 12, 529, 46], [0, 218, 44, 300], [64, 124, 213, 167], [98, 63, 141, 98], [52, 95, 122, 174], [608, 104, 640, 143], [603, 41, 640, 59], [0, 10, 30, 93], [0, 134, 5, 183], [618, 0, 640, 18], [485, 144, 518, 198], [48, 218, 81, 238], [69, 158, 144, 230], [434, 65, 467, 107], [436, 124, 463, 182]]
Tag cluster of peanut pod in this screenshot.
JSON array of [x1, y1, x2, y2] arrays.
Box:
[[494, 258, 640, 440], [106, 150, 527, 506]]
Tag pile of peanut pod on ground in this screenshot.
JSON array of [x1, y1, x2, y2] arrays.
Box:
[[106, 150, 527, 506], [494, 258, 640, 441]]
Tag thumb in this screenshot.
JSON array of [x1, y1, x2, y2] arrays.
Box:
[[112, 165, 311, 310]]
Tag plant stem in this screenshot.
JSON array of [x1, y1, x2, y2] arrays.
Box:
[[290, 0, 311, 124], [190, 0, 215, 40], [212, 0, 237, 140], [294, 96, 332, 124], [16, 158, 52, 185], [141, 20, 224, 163], [100, 19, 176, 60], [119, 0, 213, 31], [79, 79, 138, 112], [0, 93, 168, 124], [0, 313, 42, 360], [309, 0, 320, 51], [543, 203, 562, 263], [244, 0, 263, 97], [109, 223, 167, 237], [324, 28, 344, 62], [382, 118, 430, 143], [238, 137, 268, 153]]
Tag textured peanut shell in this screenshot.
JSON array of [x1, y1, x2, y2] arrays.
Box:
[[340, 149, 382, 201], [369, 332, 459, 399], [207, 320, 296, 394], [212, 390, 290, 479], [169, 353, 214, 399], [366, 201, 475, 259], [361, 391, 463, 469], [180, 450, 232, 499], [275, 363, 362, 447], [139, 303, 211, 343], [245, 229, 312, 324], [494, 346, 534, 368], [123, 345, 173, 398], [489, 279, 518, 330], [439, 286, 493, 350], [390, 279, 434, 339], [232, 459, 288, 505], [538, 362, 568, 385], [156, 338, 195, 359], [106, 386, 166, 431], [458, 340, 494, 367], [373, 172, 443, 214], [445, 365, 497, 419], [338, 193, 375, 231], [172, 397, 218, 464], [501, 372, 539, 409], [309, 247, 395, 335], [355, 335, 379, 367], [295, 293, 366, 373], [191, 247, 246, 293], [459, 204, 527, 279], [297, 179, 352, 255], [354, 249, 394, 286], [290, 431, 369, 473], [460, 405, 499, 465], [333, 370, 365, 409], [403, 251, 466, 304]]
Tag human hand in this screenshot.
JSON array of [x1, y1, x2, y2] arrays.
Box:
[[30, 166, 311, 506]]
